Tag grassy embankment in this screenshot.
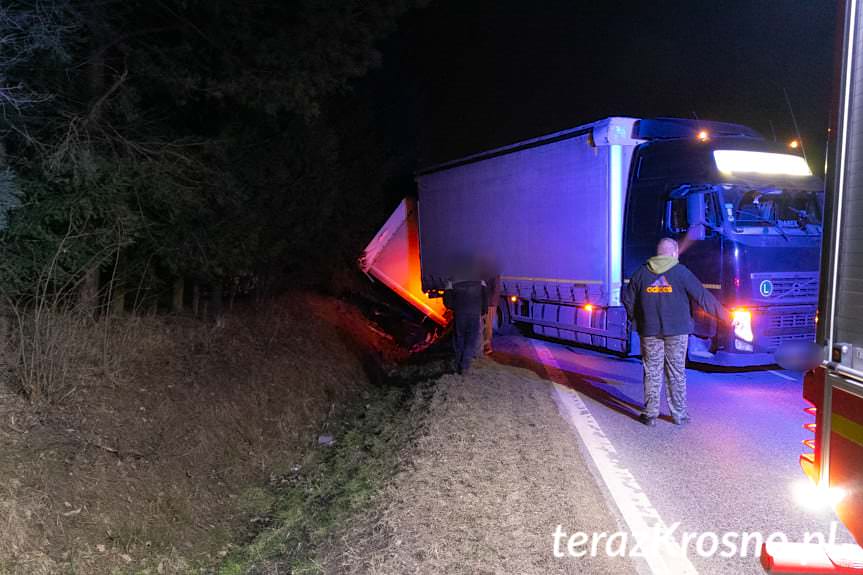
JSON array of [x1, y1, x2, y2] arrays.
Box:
[[216, 375, 437, 574], [0, 293, 440, 574]]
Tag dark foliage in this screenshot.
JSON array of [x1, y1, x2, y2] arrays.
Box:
[[0, 0, 423, 306]]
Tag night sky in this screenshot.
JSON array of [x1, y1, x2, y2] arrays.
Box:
[[377, 1, 837, 174]]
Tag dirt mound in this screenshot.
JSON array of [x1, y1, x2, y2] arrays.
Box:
[[0, 293, 401, 574]]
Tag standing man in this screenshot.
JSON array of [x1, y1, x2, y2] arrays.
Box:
[[482, 274, 502, 355], [622, 238, 728, 426], [443, 279, 488, 374]]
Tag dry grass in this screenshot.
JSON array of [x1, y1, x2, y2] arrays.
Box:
[[6, 309, 95, 402], [0, 293, 401, 574], [325, 358, 634, 575]]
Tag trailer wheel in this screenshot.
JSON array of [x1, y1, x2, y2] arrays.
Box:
[[493, 302, 518, 335]]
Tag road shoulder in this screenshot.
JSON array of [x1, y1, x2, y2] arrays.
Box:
[[325, 358, 635, 574]]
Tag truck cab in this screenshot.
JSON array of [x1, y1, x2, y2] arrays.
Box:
[[624, 119, 824, 366]]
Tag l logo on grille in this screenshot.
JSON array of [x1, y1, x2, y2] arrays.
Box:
[[759, 279, 774, 297]]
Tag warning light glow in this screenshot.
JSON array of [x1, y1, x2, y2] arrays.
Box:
[[792, 480, 847, 511], [510, 295, 518, 303], [697, 130, 710, 141], [584, 304, 594, 312]]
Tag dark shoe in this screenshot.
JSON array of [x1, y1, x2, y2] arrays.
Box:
[[639, 414, 657, 427], [672, 415, 691, 426]]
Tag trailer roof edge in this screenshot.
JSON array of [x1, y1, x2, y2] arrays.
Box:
[[415, 116, 641, 177]]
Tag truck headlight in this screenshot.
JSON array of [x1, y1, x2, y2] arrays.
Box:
[[732, 308, 754, 343]]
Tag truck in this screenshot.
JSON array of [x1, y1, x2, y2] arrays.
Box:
[[363, 115, 824, 367], [761, 0, 863, 571]]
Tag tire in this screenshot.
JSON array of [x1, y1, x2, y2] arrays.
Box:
[[493, 302, 519, 335]]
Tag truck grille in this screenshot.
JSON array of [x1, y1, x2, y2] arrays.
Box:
[[751, 272, 819, 303], [763, 332, 816, 352], [759, 305, 816, 352], [766, 311, 817, 330]]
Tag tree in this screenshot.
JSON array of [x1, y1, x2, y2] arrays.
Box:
[[0, 0, 425, 310]]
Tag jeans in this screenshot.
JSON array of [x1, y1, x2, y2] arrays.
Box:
[[641, 334, 689, 420], [453, 313, 481, 372]]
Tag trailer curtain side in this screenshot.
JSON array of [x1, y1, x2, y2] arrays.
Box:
[[417, 126, 636, 309]]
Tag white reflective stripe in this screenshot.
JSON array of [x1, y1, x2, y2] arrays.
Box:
[[768, 370, 798, 382], [533, 341, 699, 575]]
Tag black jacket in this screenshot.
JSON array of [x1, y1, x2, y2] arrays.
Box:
[[443, 280, 488, 317], [622, 262, 726, 337]]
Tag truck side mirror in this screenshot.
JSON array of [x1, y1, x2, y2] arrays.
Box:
[[686, 194, 707, 240], [686, 223, 706, 242]]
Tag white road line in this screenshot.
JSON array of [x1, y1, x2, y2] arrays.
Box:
[[769, 370, 799, 382], [531, 340, 699, 575]]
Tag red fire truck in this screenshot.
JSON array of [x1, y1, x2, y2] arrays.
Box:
[[761, 0, 863, 572]]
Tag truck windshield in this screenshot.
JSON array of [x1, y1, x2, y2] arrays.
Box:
[[719, 185, 823, 233]]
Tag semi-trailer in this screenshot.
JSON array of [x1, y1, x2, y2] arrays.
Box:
[[363, 116, 824, 367]]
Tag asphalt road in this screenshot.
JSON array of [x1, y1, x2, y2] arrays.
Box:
[[493, 334, 853, 575]]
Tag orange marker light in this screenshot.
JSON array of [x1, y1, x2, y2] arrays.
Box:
[[584, 304, 594, 312], [510, 295, 518, 303], [697, 130, 709, 141], [789, 139, 800, 149]]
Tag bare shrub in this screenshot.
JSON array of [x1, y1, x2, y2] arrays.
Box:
[[2, 223, 130, 403], [8, 306, 96, 402]]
